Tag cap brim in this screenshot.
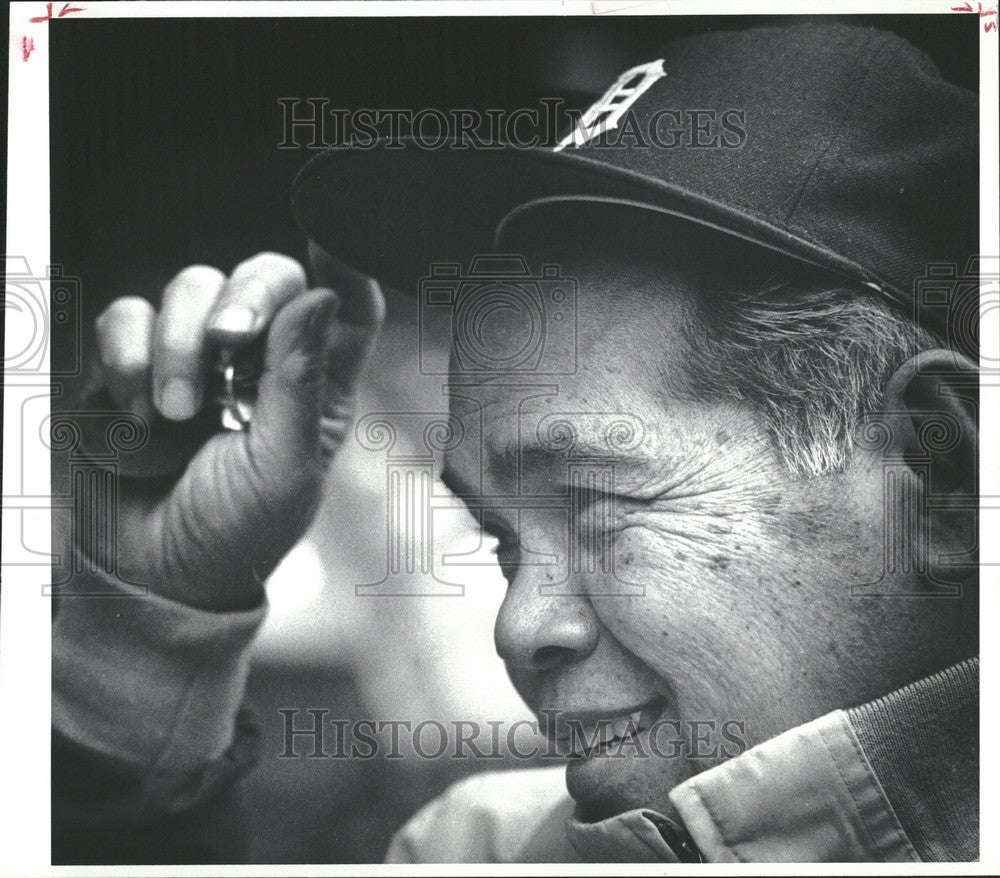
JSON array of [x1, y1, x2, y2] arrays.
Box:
[[291, 137, 887, 299]]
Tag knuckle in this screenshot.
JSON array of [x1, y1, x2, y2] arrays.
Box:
[[168, 265, 225, 300], [98, 295, 153, 327], [231, 252, 306, 290], [155, 334, 203, 367], [96, 299, 153, 373], [102, 345, 150, 377], [249, 434, 324, 503]]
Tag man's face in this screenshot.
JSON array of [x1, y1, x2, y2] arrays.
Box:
[[440, 221, 946, 821]]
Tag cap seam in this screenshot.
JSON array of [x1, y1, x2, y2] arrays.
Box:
[[781, 32, 899, 225]]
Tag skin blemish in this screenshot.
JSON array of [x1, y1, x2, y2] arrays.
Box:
[[715, 429, 731, 445], [709, 555, 731, 571]]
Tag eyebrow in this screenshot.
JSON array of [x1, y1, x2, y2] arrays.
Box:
[[440, 440, 658, 502]]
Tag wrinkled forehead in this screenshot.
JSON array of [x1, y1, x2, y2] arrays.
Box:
[[435, 206, 721, 492], [441, 372, 727, 501], [441, 205, 706, 395]]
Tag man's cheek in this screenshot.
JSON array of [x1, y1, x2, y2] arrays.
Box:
[[592, 524, 763, 709], [607, 515, 762, 597]]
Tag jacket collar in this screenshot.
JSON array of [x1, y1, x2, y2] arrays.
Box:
[[563, 658, 977, 862]]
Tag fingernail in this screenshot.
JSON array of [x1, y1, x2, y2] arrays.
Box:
[[157, 377, 198, 420], [208, 303, 259, 336]]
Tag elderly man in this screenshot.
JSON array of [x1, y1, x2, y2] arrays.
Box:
[[52, 23, 979, 863]]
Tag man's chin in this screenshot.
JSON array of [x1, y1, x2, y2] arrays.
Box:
[[564, 750, 680, 823]]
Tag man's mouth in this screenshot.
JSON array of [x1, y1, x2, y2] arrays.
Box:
[[542, 697, 667, 758]]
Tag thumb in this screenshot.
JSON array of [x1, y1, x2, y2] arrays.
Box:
[[307, 240, 386, 392], [249, 287, 339, 477]]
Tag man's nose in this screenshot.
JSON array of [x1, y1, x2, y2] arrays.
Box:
[[494, 580, 600, 671]]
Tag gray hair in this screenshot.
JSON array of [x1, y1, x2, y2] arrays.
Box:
[[498, 201, 945, 476], [685, 278, 942, 477]]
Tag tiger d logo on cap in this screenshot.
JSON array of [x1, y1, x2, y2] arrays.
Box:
[[554, 60, 667, 153]]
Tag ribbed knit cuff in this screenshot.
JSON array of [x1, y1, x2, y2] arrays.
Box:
[[53, 571, 267, 774], [847, 656, 979, 861]]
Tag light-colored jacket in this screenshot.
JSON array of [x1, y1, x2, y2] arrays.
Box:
[[388, 659, 978, 862]]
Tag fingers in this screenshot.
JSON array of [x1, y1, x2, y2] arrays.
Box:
[[152, 255, 310, 421], [150, 266, 226, 420], [95, 297, 156, 418], [96, 249, 378, 471], [206, 252, 311, 347], [249, 287, 340, 477]]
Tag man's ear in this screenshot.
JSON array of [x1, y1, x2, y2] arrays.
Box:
[[878, 349, 978, 498]]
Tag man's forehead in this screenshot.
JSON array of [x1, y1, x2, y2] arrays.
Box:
[[442, 256, 695, 396], [436, 204, 719, 495], [440, 394, 721, 499], [440, 422, 662, 499]]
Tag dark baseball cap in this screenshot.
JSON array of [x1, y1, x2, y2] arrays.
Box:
[[291, 22, 978, 317]]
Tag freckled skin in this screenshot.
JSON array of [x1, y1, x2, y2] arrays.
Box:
[[443, 226, 977, 822]]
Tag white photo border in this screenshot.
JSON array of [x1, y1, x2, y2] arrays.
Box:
[[4, 2, 998, 875]]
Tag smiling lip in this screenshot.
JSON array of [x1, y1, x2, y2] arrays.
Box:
[[540, 697, 667, 758]]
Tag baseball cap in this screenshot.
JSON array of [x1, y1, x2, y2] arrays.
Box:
[[290, 22, 978, 318]]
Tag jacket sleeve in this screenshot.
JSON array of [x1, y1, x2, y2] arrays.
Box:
[[52, 707, 260, 864], [51, 571, 267, 864]]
